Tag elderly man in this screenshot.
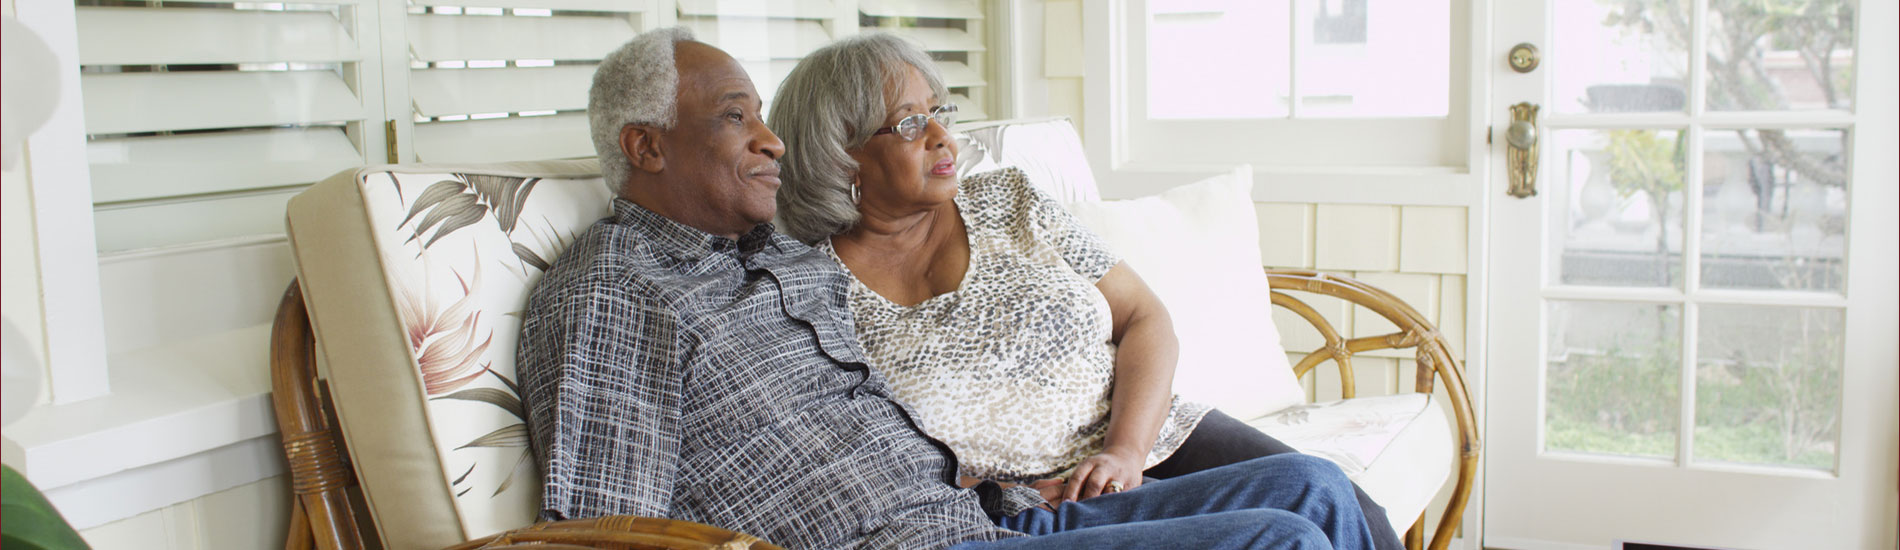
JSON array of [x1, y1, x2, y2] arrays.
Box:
[[518, 27, 1376, 550]]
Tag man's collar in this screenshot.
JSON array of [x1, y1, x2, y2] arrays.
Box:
[[612, 199, 778, 261]]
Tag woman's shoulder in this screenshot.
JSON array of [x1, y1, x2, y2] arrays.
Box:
[[959, 166, 1048, 213], [960, 165, 1031, 195]]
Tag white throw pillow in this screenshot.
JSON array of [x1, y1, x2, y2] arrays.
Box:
[[955, 118, 1101, 202], [1063, 165, 1307, 421]]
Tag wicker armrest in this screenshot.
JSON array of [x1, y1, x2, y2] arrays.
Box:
[[1262, 269, 1479, 550], [447, 516, 780, 550]]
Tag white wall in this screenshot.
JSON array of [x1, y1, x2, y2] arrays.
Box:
[[1, 0, 49, 426], [3, 136, 49, 407]]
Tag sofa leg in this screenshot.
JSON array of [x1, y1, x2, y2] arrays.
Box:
[[1405, 514, 1425, 550]]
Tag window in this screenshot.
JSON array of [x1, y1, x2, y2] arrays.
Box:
[[1113, 0, 1469, 169]]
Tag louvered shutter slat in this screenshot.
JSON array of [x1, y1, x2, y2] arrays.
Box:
[[82, 71, 360, 136], [77, 7, 358, 65], [859, 0, 982, 20], [887, 26, 985, 52], [410, 65, 594, 117], [677, 0, 836, 18], [89, 128, 362, 203], [117, 0, 361, 4], [682, 17, 832, 60], [950, 93, 985, 120], [413, 113, 592, 163], [412, 0, 642, 9], [408, 15, 638, 62], [93, 189, 302, 252], [935, 60, 982, 87], [737, 59, 803, 113]]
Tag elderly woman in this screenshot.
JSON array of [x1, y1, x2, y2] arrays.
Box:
[[768, 34, 1401, 549]]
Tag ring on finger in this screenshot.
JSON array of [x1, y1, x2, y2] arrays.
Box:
[[1105, 480, 1124, 494]]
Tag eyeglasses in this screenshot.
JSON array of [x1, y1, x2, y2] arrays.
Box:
[[871, 104, 958, 141]]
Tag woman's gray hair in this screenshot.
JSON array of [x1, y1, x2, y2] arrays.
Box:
[[589, 26, 695, 196], [769, 33, 949, 243]]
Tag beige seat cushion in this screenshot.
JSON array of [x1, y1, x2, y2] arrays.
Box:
[[1247, 393, 1455, 534], [287, 160, 610, 549]]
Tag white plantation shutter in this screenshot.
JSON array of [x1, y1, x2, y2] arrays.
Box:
[[75, 0, 384, 253], [395, 1, 655, 163], [859, 0, 990, 121], [64, 0, 995, 254], [676, 0, 851, 116]]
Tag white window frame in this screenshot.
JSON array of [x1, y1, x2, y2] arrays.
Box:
[[1082, 0, 1483, 204]]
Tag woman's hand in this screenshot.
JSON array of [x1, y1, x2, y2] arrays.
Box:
[[1028, 478, 1066, 507], [1063, 448, 1145, 502]]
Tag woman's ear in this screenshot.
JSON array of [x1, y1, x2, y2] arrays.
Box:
[[621, 124, 664, 173]]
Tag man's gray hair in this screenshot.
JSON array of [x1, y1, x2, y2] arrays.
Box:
[[769, 33, 949, 244], [589, 26, 695, 196]]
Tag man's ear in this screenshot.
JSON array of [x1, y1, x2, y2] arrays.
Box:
[[620, 124, 664, 173]]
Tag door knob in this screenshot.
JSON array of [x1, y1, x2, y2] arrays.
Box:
[[1508, 43, 1540, 73], [1506, 102, 1540, 198]]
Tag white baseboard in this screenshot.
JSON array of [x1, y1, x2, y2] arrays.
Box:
[[1484, 535, 1613, 550], [48, 434, 284, 530]]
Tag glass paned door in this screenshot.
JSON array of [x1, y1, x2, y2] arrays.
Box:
[[1485, 0, 1896, 548]]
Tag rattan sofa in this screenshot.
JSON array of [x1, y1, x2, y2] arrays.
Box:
[[271, 118, 1475, 550]]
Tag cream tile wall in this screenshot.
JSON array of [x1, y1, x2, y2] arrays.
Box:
[[1261, 201, 1470, 399], [1313, 204, 1401, 271]]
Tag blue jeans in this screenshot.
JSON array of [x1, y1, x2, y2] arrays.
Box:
[[950, 454, 1376, 550], [1149, 409, 1404, 550]]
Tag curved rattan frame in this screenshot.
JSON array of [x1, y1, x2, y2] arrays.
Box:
[[1265, 269, 1479, 550], [272, 280, 782, 550]]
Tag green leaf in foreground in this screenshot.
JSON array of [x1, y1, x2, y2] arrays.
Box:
[[2, 464, 90, 550]]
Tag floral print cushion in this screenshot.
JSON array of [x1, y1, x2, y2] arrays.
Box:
[[352, 166, 611, 539]]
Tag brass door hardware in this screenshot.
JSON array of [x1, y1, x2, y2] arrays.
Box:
[[1506, 102, 1540, 198], [1508, 43, 1540, 73]]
